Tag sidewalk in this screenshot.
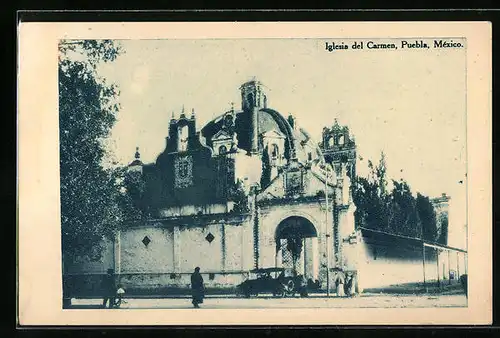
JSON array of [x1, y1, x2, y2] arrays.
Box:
[[67, 293, 468, 309]]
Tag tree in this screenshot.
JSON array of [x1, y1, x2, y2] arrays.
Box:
[[374, 152, 388, 198], [437, 214, 449, 245], [416, 193, 438, 241], [59, 40, 124, 262], [119, 168, 149, 225], [260, 146, 271, 189], [389, 179, 420, 238], [352, 152, 390, 231], [230, 179, 250, 213], [353, 152, 437, 240]]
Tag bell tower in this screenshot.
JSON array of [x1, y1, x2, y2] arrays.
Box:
[[240, 78, 268, 154], [321, 119, 357, 180], [240, 77, 267, 111]]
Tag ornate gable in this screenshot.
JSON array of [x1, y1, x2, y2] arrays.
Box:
[[211, 129, 233, 142]]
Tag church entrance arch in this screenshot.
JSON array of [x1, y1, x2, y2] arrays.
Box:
[[275, 216, 319, 281]]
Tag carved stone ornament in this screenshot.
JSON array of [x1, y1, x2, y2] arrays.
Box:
[[174, 155, 194, 188], [285, 169, 304, 195]]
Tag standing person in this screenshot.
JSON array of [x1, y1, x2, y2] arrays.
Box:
[[344, 272, 354, 297], [102, 268, 116, 309], [191, 267, 205, 308], [334, 270, 346, 297]]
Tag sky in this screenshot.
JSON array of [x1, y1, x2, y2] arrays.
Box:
[[98, 39, 467, 249]]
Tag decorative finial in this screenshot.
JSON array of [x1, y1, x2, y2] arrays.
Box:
[[171, 111, 175, 120], [135, 146, 140, 160], [230, 101, 234, 112], [178, 105, 185, 119], [191, 108, 195, 118]]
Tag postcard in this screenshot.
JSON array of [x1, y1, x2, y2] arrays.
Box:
[[17, 21, 492, 325]]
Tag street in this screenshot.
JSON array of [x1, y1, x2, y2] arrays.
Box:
[[70, 294, 467, 309]]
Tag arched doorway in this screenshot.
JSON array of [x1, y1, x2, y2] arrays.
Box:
[[275, 216, 319, 280]]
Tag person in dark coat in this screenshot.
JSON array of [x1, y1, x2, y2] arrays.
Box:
[[344, 272, 355, 297], [191, 267, 205, 308], [102, 268, 117, 309]]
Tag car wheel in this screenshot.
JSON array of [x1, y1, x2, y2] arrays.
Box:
[[285, 280, 295, 293], [274, 288, 285, 298]]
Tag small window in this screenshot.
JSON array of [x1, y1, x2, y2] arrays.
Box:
[[271, 144, 279, 159], [170, 273, 177, 280], [328, 137, 335, 148], [209, 273, 215, 280], [308, 152, 312, 161], [219, 145, 227, 155], [338, 134, 345, 146], [178, 125, 189, 151], [224, 114, 233, 127], [247, 93, 254, 107]]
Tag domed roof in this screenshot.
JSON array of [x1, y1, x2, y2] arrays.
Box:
[[201, 107, 322, 163]]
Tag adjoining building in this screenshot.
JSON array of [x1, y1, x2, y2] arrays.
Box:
[[63, 79, 466, 297]]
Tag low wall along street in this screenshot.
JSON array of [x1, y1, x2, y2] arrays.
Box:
[[63, 223, 467, 297]]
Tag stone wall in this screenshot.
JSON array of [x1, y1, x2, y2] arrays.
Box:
[[358, 228, 468, 292], [178, 223, 224, 272], [120, 227, 174, 273], [358, 241, 433, 290], [64, 218, 254, 296]]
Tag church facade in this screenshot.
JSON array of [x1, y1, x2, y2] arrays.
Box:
[[63, 79, 465, 297]]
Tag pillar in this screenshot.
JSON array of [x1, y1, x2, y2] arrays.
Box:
[[114, 230, 121, 275], [436, 249, 440, 287], [311, 237, 319, 280], [221, 223, 226, 271], [251, 107, 259, 153], [276, 241, 283, 268], [173, 226, 181, 272], [241, 223, 246, 271], [448, 250, 451, 285], [303, 238, 307, 276]]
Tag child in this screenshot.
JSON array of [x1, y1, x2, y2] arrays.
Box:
[[115, 284, 126, 307]]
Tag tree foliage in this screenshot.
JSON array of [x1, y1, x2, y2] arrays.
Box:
[[437, 213, 449, 245], [390, 180, 421, 238], [416, 193, 438, 242], [59, 40, 125, 261], [230, 179, 251, 213], [353, 152, 440, 240], [119, 168, 149, 225], [260, 146, 272, 189], [353, 153, 390, 232]]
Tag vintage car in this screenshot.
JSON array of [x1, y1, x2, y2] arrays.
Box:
[[236, 267, 303, 298]]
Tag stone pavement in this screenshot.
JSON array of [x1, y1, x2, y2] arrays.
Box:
[[69, 293, 467, 309]]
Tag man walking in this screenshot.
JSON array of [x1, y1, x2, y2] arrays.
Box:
[[191, 267, 205, 308], [102, 268, 117, 309]]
